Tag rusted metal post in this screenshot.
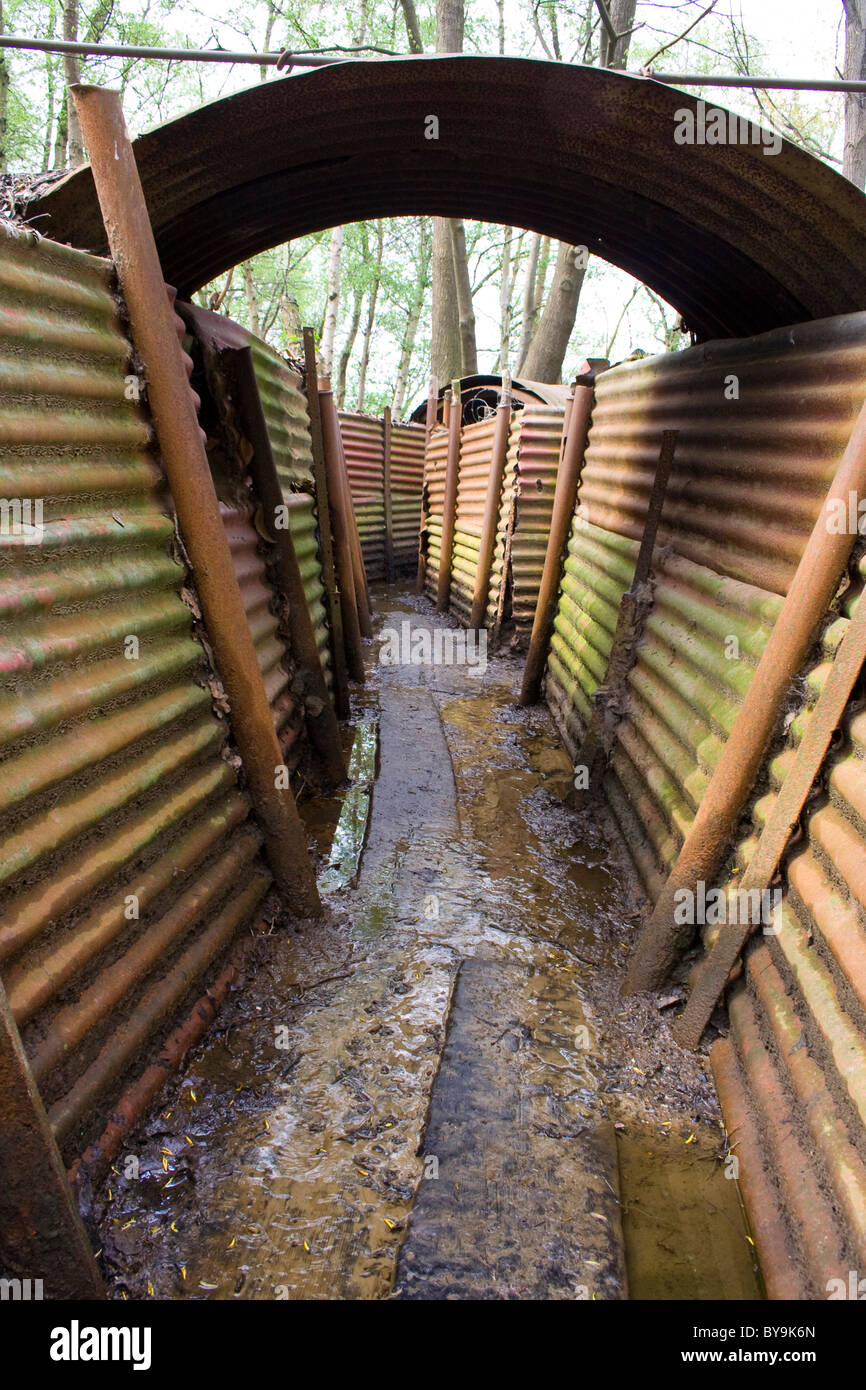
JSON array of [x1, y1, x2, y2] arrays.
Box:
[[303, 329, 350, 720], [72, 84, 321, 918], [319, 376, 365, 682], [437, 378, 462, 613], [469, 372, 512, 631], [519, 381, 594, 705], [0, 977, 104, 1298], [574, 430, 678, 801], [337, 412, 373, 637], [675, 570, 866, 1047], [225, 346, 346, 786], [383, 406, 395, 581], [416, 376, 439, 593], [627, 391, 866, 994]]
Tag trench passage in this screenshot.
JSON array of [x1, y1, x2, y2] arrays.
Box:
[[94, 588, 762, 1301]]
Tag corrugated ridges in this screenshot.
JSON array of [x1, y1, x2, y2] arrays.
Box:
[[247, 339, 332, 689], [340, 411, 386, 580], [389, 421, 425, 572], [0, 228, 270, 1161], [422, 425, 449, 604]]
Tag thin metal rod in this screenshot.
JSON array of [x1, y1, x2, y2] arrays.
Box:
[[71, 83, 321, 918], [645, 71, 866, 93], [1, 39, 863, 93], [0, 34, 347, 66]]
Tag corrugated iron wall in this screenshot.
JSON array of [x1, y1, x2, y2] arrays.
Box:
[[247, 339, 333, 691], [339, 412, 425, 580], [0, 228, 271, 1166], [340, 411, 385, 580], [710, 552, 866, 1298], [489, 404, 564, 644], [219, 503, 303, 770], [540, 312, 866, 1299], [389, 420, 426, 573], [450, 412, 499, 624], [421, 424, 450, 604]]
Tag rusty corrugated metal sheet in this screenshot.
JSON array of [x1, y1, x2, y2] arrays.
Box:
[[390, 420, 425, 573], [0, 227, 270, 1162], [34, 59, 866, 341], [421, 425, 450, 604], [339, 411, 386, 580], [450, 412, 499, 624], [507, 405, 564, 637], [247, 339, 333, 691], [708, 556, 866, 1297], [577, 314, 866, 597], [220, 504, 303, 768]]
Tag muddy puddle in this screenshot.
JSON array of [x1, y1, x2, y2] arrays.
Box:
[[91, 586, 762, 1301]]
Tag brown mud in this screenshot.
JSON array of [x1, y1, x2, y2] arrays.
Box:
[[91, 586, 762, 1301]]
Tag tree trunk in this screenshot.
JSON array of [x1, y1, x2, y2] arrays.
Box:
[[498, 228, 518, 371], [357, 221, 384, 411], [320, 225, 344, 375], [599, 0, 637, 69], [430, 0, 470, 388], [337, 286, 363, 409], [519, 244, 587, 383], [242, 261, 262, 338], [431, 216, 461, 387], [399, 0, 424, 52], [392, 221, 430, 418], [0, 2, 9, 173], [515, 232, 541, 374], [280, 292, 303, 355], [844, 3, 866, 189], [436, 0, 463, 51], [450, 218, 478, 376], [62, 0, 85, 166]]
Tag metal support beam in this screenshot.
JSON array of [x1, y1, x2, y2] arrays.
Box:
[[303, 330, 350, 720], [319, 378, 366, 682], [437, 379, 462, 613], [675, 565, 866, 1047], [469, 372, 512, 631], [519, 380, 595, 706], [72, 84, 321, 918], [383, 406, 395, 581], [0, 977, 104, 1299], [627, 389, 866, 994]]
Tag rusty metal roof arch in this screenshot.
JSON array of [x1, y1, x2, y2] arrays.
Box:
[[32, 56, 866, 341]]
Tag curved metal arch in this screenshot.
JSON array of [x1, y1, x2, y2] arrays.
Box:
[[33, 56, 866, 341]]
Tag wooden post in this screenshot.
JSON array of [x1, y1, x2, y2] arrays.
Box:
[[302, 329, 350, 720], [520, 382, 594, 705], [416, 376, 439, 593], [437, 378, 462, 613], [383, 406, 395, 581], [319, 377, 365, 683]]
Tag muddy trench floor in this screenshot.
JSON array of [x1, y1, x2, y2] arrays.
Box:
[[90, 586, 763, 1301]]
